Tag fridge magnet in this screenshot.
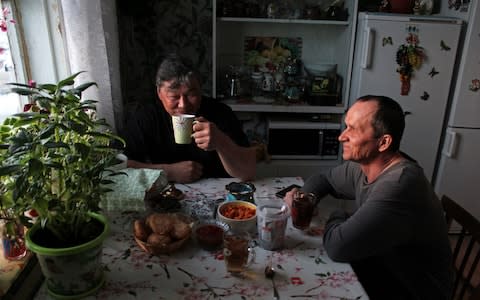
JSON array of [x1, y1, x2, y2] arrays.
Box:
[[440, 40, 451, 51], [413, 0, 434, 15], [379, 0, 391, 12], [469, 79, 480, 92], [448, 0, 462, 10], [449, 0, 470, 11], [396, 30, 425, 95], [382, 36, 393, 46], [420, 91, 430, 100], [429, 67, 439, 78]]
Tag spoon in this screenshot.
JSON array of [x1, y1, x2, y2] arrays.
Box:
[[264, 258, 280, 300]]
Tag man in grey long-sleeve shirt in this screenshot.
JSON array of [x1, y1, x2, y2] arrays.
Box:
[[284, 95, 453, 299]]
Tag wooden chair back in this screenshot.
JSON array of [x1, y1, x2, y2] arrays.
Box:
[[441, 195, 480, 300]]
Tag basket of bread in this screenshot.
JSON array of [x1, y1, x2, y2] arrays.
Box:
[[133, 212, 193, 255]]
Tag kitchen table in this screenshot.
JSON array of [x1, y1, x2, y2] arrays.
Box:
[[34, 177, 368, 299]]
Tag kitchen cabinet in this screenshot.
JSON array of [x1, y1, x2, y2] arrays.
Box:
[[212, 1, 358, 179]]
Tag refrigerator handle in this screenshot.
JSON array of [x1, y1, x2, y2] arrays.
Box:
[[442, 130, 458, 158], [361, 27, 375, 69]]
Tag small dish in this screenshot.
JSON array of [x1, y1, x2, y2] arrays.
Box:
[[193, 219, 230, 251]]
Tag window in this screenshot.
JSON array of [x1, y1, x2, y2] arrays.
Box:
[[0, 0, 28, 123]]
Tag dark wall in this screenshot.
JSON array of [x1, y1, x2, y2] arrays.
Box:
[[116, 0, 213, 106]]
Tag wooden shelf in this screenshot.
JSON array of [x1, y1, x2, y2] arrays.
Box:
[[217, 17, 349, 26], [223, 99, 346, 114]]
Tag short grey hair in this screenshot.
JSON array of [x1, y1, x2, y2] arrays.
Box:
[[155, 54, 200, 89]]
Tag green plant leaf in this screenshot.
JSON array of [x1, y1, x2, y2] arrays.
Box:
[[79, 104, 97, 110], [37, 98, 53, 111], [43, 161, 63, 169], [74, 143, 90, 158], [80, 99, 98, 105], [43, 141, 69, 149], [28, 158, 44, 176], [73, 82, 97, 93], [37, 84, 57, 93], [38, 124, 56, 139], [6, 82, 34, 88], [100, 179, 116, 185], [11, 113, 47, 126], [0, 164, 22, 176], [9, 131, 33, 154], [57, 71, 84, 88], [10, 87, 36, 95]]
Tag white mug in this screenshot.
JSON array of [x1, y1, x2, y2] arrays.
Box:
[[171, 114, 195, 144]]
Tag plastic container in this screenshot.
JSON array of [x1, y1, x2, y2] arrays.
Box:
[[256, 201, 290, 250]]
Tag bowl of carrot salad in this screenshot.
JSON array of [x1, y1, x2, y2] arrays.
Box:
[[217, 200, 257, 234]]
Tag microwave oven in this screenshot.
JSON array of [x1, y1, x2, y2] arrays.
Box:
[[267, 119, 341, 160]]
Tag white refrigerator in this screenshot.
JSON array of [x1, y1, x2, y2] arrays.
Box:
[[434, 0, 480, 220], [349, 12, 463, 181]]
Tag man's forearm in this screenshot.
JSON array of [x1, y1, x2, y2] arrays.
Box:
[[216, 136, 256, 181]]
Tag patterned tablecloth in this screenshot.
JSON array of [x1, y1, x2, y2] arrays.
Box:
[[34, 177, 368, 299]]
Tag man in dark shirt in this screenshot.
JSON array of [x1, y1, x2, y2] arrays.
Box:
[[122, 54, 256, 183]]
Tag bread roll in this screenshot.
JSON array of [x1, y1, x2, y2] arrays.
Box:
[[170, 221, 191, 240], [147, 233, 172, 246], [146, 213, 174, 235], [133, 219, 151, 241]]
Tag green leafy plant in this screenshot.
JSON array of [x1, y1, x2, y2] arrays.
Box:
[[0, 72, 125, 247]]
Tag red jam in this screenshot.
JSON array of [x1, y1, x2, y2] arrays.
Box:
[[195, 224, 224, 250]]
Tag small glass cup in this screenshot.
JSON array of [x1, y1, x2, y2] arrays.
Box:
[[1, 222, 27, 260], [291, 191, 316, 230], [223, 230, 255, 275]]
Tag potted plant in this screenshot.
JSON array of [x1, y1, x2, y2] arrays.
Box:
[[0, 72, 125, 298]]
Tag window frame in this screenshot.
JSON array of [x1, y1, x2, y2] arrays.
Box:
[[0, 0, 30, 117], [0, 0, 70, 120]]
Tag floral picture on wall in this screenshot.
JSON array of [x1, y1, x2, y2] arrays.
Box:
[[244, 37, 302, 73]]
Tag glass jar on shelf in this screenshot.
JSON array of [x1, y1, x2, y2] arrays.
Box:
[[273, 71, 285, 97], [250, 71, 263, 100], [226, 65, 242, 98], [262, 72, 274, 93], [266, 2, 278, 18], [283, 56, 299, 77]]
